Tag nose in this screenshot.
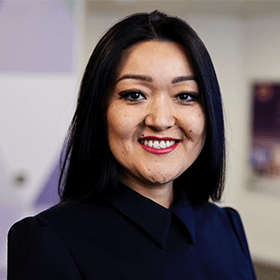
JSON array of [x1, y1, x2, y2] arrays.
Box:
[[144, 96, 175, 131]]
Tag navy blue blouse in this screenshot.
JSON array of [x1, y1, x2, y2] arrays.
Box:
[[8, 183, 256, 279]]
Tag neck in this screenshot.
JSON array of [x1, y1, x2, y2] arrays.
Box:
[[119, 175, 174, 209]]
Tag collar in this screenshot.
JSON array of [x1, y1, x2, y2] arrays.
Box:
[[105, 182, 195, 249]]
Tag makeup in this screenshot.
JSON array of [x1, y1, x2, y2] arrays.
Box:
[[106, 41, 205, 190], [139, 137, 180, 155]]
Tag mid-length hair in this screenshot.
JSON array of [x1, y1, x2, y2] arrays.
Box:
[[59, 10, 225, 203]]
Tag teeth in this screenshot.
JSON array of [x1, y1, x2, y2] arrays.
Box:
[[159, 141, 166, 149], [140, 139, 176, 149], [154, 140, 159, 149]]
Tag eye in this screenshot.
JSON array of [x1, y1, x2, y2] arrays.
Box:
[[120, 90, 146, 102], [175, 92, 199, 103]]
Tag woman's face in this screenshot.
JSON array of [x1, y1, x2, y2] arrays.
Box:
[[105, 41, 205, 190]]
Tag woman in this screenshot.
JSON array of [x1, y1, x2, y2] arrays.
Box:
[[8, 11, 256, 279]]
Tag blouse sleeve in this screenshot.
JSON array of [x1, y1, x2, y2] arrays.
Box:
[[8, 217, 84, 280], [224, 207, 257, 280]]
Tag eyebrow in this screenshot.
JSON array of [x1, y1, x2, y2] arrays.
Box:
[[115, 74, 196, 84], [115, 75, 152, 84], [172, 76, 196, 83]]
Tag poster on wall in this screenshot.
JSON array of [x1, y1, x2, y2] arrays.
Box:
[[249, 82, 280, 196]]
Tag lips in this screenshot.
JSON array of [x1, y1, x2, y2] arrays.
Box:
[[138, 137, 179, 155]]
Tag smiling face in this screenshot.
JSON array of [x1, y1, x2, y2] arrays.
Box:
[[105, 41, 206, 193]]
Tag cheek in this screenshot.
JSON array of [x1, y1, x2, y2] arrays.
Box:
[[106, 106, 133, 145], [195, 112, 206, 150], [196, 114, 206, 137], [183, 110, 206, 138], [107, 112, 122, 142], [106, 111, 126, 159]]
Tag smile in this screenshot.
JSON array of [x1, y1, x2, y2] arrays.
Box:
[[140, 139, 176, 149], [138, 137, 180, 155]]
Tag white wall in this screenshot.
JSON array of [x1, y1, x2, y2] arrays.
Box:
[[240, 15, 280, 266]]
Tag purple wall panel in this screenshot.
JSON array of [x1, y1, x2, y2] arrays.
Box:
[[34, 160, 60, 208], [0, 1, 74, 73], [250, 83, 280, 177]]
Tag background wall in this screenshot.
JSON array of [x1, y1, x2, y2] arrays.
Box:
[[241, 14, 280, 266], [1, 0, 280, 278], [0, 0, 82, 278]]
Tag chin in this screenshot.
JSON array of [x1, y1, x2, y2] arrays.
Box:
[[145, 171, 180, 186]]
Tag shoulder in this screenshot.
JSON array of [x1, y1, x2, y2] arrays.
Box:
[[191, 199, 242, 219], [8, 203, 92, 279], [191, 201, 250, 253], [8, 199, 125, 255], [191, 201, 247, 241], [191, 200, 238, 223], [196, 203, 245, 240], [8, 201, 115, 279], [8, 200, 104, 245], [10, 200, 114, 236]]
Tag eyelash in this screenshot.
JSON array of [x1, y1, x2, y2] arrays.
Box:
[[119, 90, 146, 102], [174, 92, 200, 103], [119, 90, 200, 103]]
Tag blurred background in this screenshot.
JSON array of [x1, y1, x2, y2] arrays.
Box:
[[1, 0, 280, 279]]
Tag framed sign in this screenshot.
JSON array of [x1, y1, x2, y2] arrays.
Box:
[[249, 82, 280, 195]]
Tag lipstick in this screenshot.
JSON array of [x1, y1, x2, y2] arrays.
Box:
[[139, 137, 179, 155]]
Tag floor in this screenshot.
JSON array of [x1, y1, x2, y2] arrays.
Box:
[[254, 262, 280, 280]]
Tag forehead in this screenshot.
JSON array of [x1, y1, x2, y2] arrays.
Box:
[[115, 41, 194, 79]]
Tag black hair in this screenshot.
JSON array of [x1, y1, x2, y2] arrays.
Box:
[[59, 10, 225, 203]]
